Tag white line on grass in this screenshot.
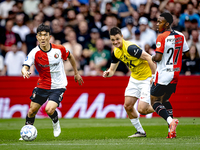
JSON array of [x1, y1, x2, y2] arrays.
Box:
[[1, 143, 200, 146]]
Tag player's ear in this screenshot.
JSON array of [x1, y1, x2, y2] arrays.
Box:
[[165, 22, 170, 28]]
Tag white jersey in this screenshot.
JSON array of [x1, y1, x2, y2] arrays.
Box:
[[154, 30, 189, 85], [23, 43, 70, 89]]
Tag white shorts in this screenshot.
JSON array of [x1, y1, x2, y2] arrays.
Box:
[[125, 76, 151, 104]]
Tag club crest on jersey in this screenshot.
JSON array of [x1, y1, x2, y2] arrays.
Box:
[[54, 53, 59, 59], [156, 42, 161, 48]]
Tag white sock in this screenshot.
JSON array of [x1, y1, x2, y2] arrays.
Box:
[[130, 118, 145, 133], [167, 116, 173, 125]]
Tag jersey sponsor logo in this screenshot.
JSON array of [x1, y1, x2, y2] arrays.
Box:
[[38, 62, 60, 68], [167, 37, 182, 43], [156, 42, 161, 48], [54, 53, 59, 59]]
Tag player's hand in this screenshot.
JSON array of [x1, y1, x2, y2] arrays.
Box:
[[22, 71, 31, 79], [21, 66, 31, 79], [103, 70, 109, 78], [74, 74, 84, 85]]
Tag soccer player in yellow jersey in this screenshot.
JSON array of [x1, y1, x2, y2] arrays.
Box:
[[103, 27, 156, 137]]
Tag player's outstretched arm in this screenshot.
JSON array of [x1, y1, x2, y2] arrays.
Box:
[[103, 62, 119, 78], [21, 65, 31, 79], [140, 51, 156, 75], [68, 53, 84, 85]]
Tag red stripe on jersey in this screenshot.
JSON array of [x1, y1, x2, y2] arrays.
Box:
[[154, 72, 159, 86], [170, 34, 184, 84], [51, 43, 69, 60], [35, 51, 51, 89]]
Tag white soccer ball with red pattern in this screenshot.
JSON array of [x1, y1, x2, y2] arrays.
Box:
[[20, 125, 37, 141]]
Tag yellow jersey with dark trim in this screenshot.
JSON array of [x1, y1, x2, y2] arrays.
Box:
[[113, 40, 152, 80]]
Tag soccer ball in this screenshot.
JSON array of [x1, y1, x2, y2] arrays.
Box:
[[20, 125, 37, 141]]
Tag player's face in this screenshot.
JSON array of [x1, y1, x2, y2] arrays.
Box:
[[157, 16, 167, 32], [36, 31, 51, 47], [110, 34, 123, 48]]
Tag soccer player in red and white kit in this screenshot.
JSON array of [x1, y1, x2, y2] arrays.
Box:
[[151, 13, 189, 138], [20, 24, 84, 140]]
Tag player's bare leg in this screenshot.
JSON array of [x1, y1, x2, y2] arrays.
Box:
[[19, 102, 41, 140], [124, 96, 146, 137], [25, 102, 41, 127], [46, 101, 61, 137], [137, 101, 155, 115]]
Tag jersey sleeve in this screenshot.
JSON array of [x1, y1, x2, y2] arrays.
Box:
[[155, 34, 165, 54], [127, 44, 142, 59], [111, 52, 119, 63], [23, 50, 35, 67], [60, 45, 70, 61]]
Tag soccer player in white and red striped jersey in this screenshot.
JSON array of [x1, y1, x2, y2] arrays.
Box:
[[151, 12, 189, 138], [20, 24, 83, 140]]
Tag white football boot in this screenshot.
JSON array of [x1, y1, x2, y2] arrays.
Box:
[[52, 120, 61, 137], [128, 131, 146, 137]]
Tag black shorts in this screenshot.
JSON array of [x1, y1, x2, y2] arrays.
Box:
[[151, 83, 177, 97], [30, 87, 66, 106]]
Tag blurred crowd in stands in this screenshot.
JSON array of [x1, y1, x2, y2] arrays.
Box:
[[0, 0, 200, 76]]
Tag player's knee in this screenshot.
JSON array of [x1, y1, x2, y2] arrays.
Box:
[[137, 106, 147, 115], [124, 104, 133, 112], [45, 108, 55, 115]]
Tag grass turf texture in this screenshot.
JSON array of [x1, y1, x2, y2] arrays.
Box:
[[0, 118, 199, 150]]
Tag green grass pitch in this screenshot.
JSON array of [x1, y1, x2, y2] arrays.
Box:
[[0, 118, 200, 150]]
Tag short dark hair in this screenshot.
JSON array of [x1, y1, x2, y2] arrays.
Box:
[[109, 27, 122, 36], [160, 12, 173, 26], [36, 23, 51, 34]]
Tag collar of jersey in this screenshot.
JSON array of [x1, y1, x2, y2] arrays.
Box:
[[38, 43, 52, 53]]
